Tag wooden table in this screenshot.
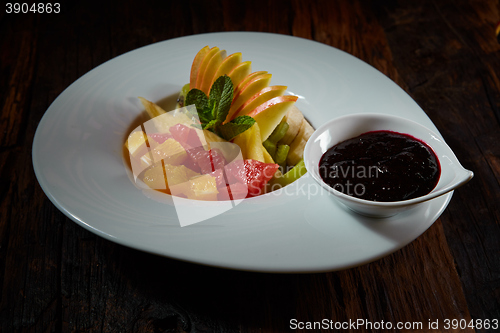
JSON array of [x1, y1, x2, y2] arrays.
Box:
[[1, 1, 499, 331]]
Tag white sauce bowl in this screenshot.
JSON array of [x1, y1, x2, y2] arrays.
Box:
[[303, 113, 473, 218]]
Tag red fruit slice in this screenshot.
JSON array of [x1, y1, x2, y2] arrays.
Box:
[[218, 183, 248, 201], [186, 147, 227, 174], [170, 123, 203, 150], [228, 182, 249, 200], [226, 159, 279, 197]]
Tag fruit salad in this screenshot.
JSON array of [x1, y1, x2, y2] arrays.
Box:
[[125, 46, 313, 200]]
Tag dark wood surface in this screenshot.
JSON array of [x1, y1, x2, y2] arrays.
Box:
[[1, 0, 499, 332]]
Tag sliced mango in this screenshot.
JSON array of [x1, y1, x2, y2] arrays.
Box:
[[233, 123, 265, 162]]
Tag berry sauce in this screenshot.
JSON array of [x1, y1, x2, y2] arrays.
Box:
[[319, 131, 440, 202]]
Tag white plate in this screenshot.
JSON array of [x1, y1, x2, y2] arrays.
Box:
[[32, 32, 452, 273]]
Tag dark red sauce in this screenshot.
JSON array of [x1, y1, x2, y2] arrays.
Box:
[[319, 131, 440, 202]]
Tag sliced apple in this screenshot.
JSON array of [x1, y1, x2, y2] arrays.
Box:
[[189, 45, 210, 89], [227, 61, 252, 90], [226, 73, 272, 122], [199, 49, 227, 95], [195, 46, 220, 90], [212, 52, 242, 86], [231, 85, 287, 121], [247, 95, 299, 141], [233, 71, 268, 96]]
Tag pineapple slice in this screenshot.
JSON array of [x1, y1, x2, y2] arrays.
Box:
[[143, 163, 168, 191], [125, 130, 148, 158], [171, 174, 219, 201], [140, 138, 187, 168]]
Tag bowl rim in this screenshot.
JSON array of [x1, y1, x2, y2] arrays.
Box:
[[304, 113, 474, 208]]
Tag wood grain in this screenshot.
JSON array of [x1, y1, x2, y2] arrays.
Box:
[[1, 0, 498, 332]]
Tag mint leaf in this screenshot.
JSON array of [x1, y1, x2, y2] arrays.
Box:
[[203, 119, 218, 131], [217, 115, 256, 141], [209, 75, 233, 124], [183, 76, 254, 141], [208, 98, 217, 120], [185, 88, 213, 123], [185, 88, 208, 112]]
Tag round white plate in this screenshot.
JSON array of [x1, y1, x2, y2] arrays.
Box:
[[32, 32, 452, 273]]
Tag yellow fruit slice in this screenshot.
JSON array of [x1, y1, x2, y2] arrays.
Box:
[[138, 96, 166, 118], [263, 147, 275, 164], [199, 49, 227, 95], [227, 73, 272, 122], [125, 130, 148, 158], [212, 52, 242, 86], [143, 162, 168, 191], [247, 95, 299, 141], [231, 85, 287, 120], [233, 123, 265, 162], [171, 174, 219, 201], [202, 129, 227, 150], [164, 164, 200, 187], [227, 61, 252, 90], [195, 47, 220, 90], [138, 97, 195, 134], [190, 45, 210, 89], [233, 71, 268, 97], [141, 138, 187, 167], [143, 163, 202, 194]]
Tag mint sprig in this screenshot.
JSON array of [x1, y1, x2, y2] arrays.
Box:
[[218, 115, 256, 141], [185, 75, 255, 141]]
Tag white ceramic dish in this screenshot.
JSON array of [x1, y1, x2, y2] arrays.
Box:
[[304, 113, 473, 218], [33, 32, 456, 272]]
